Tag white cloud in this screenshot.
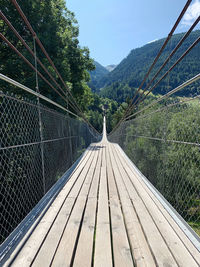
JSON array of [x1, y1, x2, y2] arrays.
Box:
[[147, 39, 158, 44], [181, 0, 200, 26]]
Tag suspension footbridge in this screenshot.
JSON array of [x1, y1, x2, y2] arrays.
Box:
[[0, 0, 200, 266]]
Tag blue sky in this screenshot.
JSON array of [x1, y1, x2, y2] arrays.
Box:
[[66, 0, 200, 66]]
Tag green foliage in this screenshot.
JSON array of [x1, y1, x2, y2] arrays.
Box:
[[0, 0, 95, 111], [188, 222, 200, 236], [116, 102, 200, 232], [110, 102, 128, 130], [88, 61, 109, 93], [85, 93, 120, 133], [100, 82, 136, 103]]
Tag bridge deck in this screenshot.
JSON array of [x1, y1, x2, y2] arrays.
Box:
[[4, 138, 200, 266]]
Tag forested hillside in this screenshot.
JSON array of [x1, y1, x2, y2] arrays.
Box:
[[98, 30, 200, 102], [88, 61, 109, 92]]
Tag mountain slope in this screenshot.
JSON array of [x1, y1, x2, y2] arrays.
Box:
[[106, 64, 117, 72], [88, 61, 109, 92], [98, 30, 200, 99]]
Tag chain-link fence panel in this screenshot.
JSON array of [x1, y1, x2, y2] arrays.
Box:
[[108, 94, 200, 236], [0, 91, 100, 244]]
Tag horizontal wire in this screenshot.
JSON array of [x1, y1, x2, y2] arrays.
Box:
[[126, 95, 200, 122], [115, 134, 199, 147], [0, 91, 80, 122], [0, 136, 79, 151], [0, 74, 100, 139]]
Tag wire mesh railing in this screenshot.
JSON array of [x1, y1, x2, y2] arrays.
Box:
[[108, 82, 200, 236], [0, 89, 100, 245]]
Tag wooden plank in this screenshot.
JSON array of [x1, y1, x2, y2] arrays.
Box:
[[78, 145, 99, 197], [32, 145, 98, 266], [108, 143, 156, 267], [68, 144, 98, 198], [7, 146, 94, 267], [110, 197, 134, 267], [73, 198, 97, 267], [106, 145, 118, 198], [32, 197, 75, 267], [115, 144, 200, 266], [73, 146, 103, 266], [89, 145, 102, 198], [94, 146, 113, 267], [106, 145, 133, 267], [51, 196, 87, 266]]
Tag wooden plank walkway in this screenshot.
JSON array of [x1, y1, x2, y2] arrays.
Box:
[[4, 119, 200, 266]]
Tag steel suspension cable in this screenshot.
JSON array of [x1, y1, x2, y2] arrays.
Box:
[[128, 15, 200, 114], [124, 0, 193, 117], [11, 0, 100, 134], [0, 33, 81, 115], [127, 95, 200, 123], [0, 11, 79, 110], [0, 11, 80, 114], [130, 36, 200, 111], [109, 0, 192, 135], [125, 72, 200, 120], [11, 0, 87, 120]]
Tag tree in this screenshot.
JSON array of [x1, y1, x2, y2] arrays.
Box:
[[0, 0, 95, 111]]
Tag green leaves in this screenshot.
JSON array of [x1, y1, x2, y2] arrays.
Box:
[[0, 0, 95, 112]]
